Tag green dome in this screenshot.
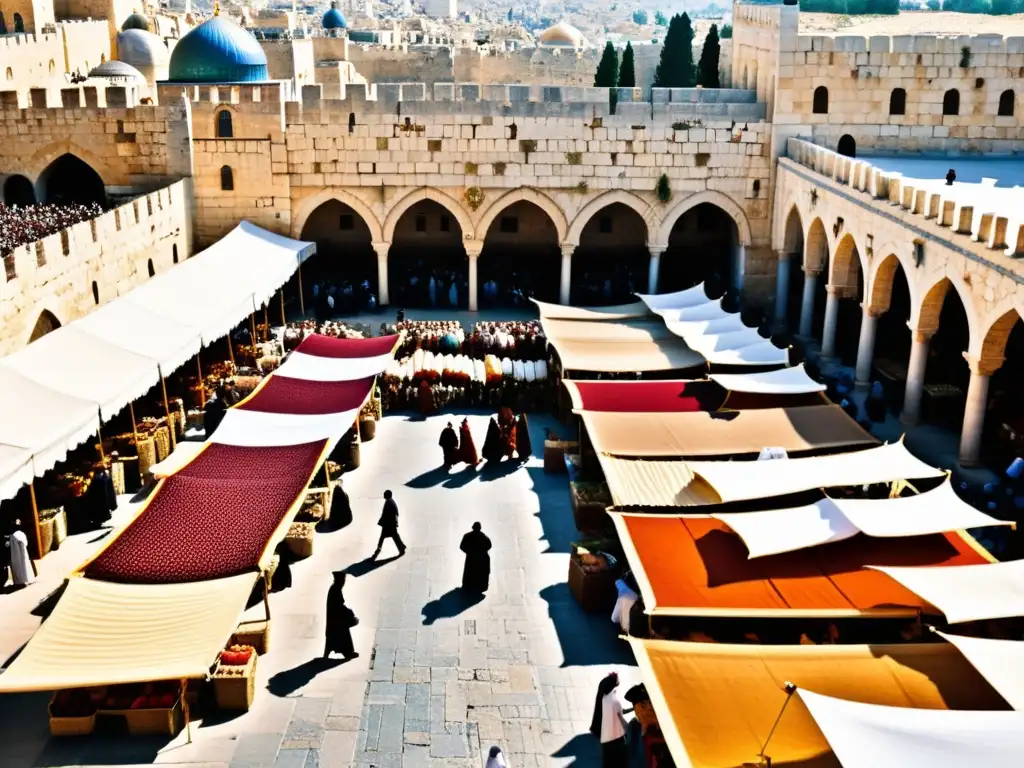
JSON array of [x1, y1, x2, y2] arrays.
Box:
[[122, 12, 151, 32], [167, 16, 268, 83]]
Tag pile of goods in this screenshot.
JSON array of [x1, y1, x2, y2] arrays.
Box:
[[468, 321, 546, 361], [49, 688, 101, 719], [99, 681, 180, 711], [215, 645, 255, 675], [283, 320, 366, 351], [390, 321, 464, 358], [286, 521, 316, 558], [568, 542, 620, 614], [570, 480, 613, 532], [213, 644, 258, 710]]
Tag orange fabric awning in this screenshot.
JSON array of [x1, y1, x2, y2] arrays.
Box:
[[614, 513, 990, 617]]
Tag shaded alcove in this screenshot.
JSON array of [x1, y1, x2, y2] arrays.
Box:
[[571, 203, 648, 305], [28, 310, 61, 343], [661, 204, 739, 298], [37, 154, 106, 206], [3, 174, 36, 206], [987, 315, 1024, 467], [479, 201, 561, 306], [299, 199, 378, 315], [389, 200, 467, 309], [920, 281, 971, 431], [782, 207, 805, 332], [829, 234, 864, 365]]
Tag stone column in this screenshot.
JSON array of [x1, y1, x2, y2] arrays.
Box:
[[372, 241, 391, 307], [854, 307, 880, 388], [648, 246, 665, 294], [464, 241, 483, 312], [959, 354, 1001, 467], [820, 284, 840, 359], [900, 331, 931, 426], [798, 268, 819, 338], [559, 244, 575, 305], [733, 243, 746, 293], [773, 250, 791, 329]]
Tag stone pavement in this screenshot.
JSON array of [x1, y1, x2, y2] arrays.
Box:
[[0, 412, 637, 768]]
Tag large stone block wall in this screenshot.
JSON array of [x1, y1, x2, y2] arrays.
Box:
[[0, 179, 191, 354], [0, 32, 66, 92]]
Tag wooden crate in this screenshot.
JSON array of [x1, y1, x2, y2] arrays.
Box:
[[124, 697, 183, 736], [48, 695, 95, 737], [567, 556, 618, 614], [231, 620, 271, 655], [544, 440, 579, 474], [212, 654, 257, 711], [569, 482, 611, 533], [286, 524, 315, 558]]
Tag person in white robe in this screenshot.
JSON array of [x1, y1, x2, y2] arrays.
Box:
[[6, 520, 35, 587]]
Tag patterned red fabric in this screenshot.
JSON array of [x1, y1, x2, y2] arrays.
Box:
[[296, 334, 399, 359], [86, 440, 326, 583], [239, 376, 375, 415]]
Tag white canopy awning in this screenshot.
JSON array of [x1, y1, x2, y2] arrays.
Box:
[[0, 573, 256, 692], [871, 559, 1024, 624], [937, 632, 1024, 711], [636, 285, 711, 312], [149, 441, 208, 479], [713, 478, 1009, 558], [710, 364, 827, 394], [0, 222, 315, 502], [531, 299, 650, 320], [277, 350, 400, 381], [798, 688, 1024, 768], [210, 407, 359, 448]]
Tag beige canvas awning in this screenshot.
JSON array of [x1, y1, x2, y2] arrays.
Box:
[[0, 573, 256, 692], [540, 317, 679, 343], [531, 299, 650, 320], [599, 441, 946, 508], [580, 405, 876, 458], [553, 340, 705, 373], [628, 638, 1010, 768]]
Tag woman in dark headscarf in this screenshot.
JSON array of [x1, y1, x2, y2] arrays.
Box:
[[590, 672, 628, 766], [324, 572, 359, 660], [482, 417, 503, 463], [515, 412, 532, 461], [328, 478, 353, 530]]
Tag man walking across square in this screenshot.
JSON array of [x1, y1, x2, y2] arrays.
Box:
[[374, 489, 406, 558]]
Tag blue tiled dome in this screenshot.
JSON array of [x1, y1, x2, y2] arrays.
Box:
[[167, 16, 268, 83], [323, 2, 347, 29]]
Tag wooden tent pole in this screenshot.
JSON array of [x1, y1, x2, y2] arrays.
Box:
[[226, 333, 236, 369], [29, 481, 43, 560], [263, 304, 269, 340], [297, 262, 305, 316], [280, 290, 286, 326], [159, 367, 176, 450], [263, 573, 272, 621], [129, 401, 140, 448], [249, 312, 258, 348], [96, 412, 106, 461], [195, 356, 206, 408], [181, 679, 192, 744]]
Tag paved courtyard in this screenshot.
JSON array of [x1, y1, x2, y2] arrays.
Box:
[[0, 412, 638, 768]]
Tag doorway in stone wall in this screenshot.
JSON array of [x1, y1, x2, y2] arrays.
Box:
[[571, 203, 648, 305], [389, 200, 468, 310], [661, 203, 740, 302], [299, 199, 378, 316], [478, 201, 561, 307], [37, 154, 106, 206], [3, 174, 36, 206]]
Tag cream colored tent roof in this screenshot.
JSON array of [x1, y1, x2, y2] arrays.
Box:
[[531, 298, 649, 320], [599, 441, 945, 507], [580, 405, 875, 458], [543, 317, 705, 373], [628, 638, 1010, 768], [937, 632, 1024, 712], [710, 364, 827, 394], [0, 573, 256, 692], [540, 317, 677, 343]]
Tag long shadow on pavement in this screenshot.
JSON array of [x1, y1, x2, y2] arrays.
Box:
[[539, 583, 635, 667], [526, 466, 577, 555], [551, 733, 601, 766], [421, 588, 484, 625], [267, 657, 347, 697], [345, 553, 401, 578], [405, 465, 451, 489]]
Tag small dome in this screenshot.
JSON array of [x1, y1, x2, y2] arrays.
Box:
[[168, 15, 268, 83], [122, 12, 151, 32], [538, 21, 584, 47], [117, 29, 170, 67], [323, 1, 347, 29], [89, 60, 145, 81]]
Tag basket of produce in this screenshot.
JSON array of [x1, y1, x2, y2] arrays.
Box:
[[49, 688, 101, 736], [544, 440, 579, 474], [569, 481, 612, 532], [37, 510, 58, 556], [51, 506, 68, 547], [154, 425, 172, 462], [212, 645, 257, 711], [137, 436, 157, 478], [286, 522, 315, 558], [231, 620, 271, 655], [359, 414, 376, 442], [567, 543, 619, 614], [97, 681, 183, 736], [297, 489, 328, 522]]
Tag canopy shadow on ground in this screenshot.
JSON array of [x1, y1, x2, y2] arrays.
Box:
[[30, 730, 170, 767], [538, 584, 636, 668], [526, 466, 578, 555]]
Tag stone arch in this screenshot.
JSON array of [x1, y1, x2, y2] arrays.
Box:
[[24, 140, 115, 191], [828, 232, 866, 290], [566, 189, 653, 246], [804, 217, 830, 274], [27, 309, 61, 344], [291, 188, 384, 242], [475, 187, 568, 244], [383, 187, 474, 243], [782, 204, 803, 254], [866, 245, 919, 316], [978, 308, 1022, 367], [655, 189, 752, 247], [914, 274, 979, 349], [37, 153, 106, 205]]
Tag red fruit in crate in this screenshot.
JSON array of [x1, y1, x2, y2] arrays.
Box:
[[131, 696, 147, 710], [147, 695, 162, 708], [158, 693, 175, 708]]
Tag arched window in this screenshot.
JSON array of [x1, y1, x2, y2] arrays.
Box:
[[837, 134, 856, 159], [172, 244, 179, 263], [91, 280, 99, 305], [943, 89, 960, 116], [100, 53, 106, 63], [14, 13, 24, 33], [48, 59, 55, 74], [812, 86, 828, 114], [347, 112, 355, 133], [998, 90, 1015, 117], [4, 67, 12, 82], [889, 88, 906, 116], [220, 166, 234, 191], [147, 258, 155, 277], [216, 110, 233, 138]]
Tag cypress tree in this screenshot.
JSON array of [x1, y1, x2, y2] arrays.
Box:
[[653, 14, 681, 87], [697, 24, 721, 88], [679, 12, 696, 87], [594, 41, 619, 88], [619, 42, 636, 88]]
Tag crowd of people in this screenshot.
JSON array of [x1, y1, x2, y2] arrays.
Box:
[[384, 320, 546, 361], [311, 278, 378, 319], [0, 201, 104, 256]]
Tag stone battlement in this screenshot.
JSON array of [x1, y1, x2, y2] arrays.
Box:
[[0, 84, 144, 110], [0, 32, 60, 51], [799, 33, 1024, 55]]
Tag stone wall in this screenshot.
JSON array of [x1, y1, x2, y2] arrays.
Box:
[[0, 179, 191, 354], [0, 32, 65, 92], [58, 19, 112, 75]]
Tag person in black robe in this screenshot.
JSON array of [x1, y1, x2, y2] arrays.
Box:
[[204, 385, 228, 437], [482, 417, 502, 463], [439, 422, 459, 468], [516, 412, 532, 461], [86, 463, 117, 527], [460, 522, 492, 593], [271, 541, 292, 592], [374, 490, 406, 558], [324, 571, 358, 659], [328, 478, 353, 529]]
